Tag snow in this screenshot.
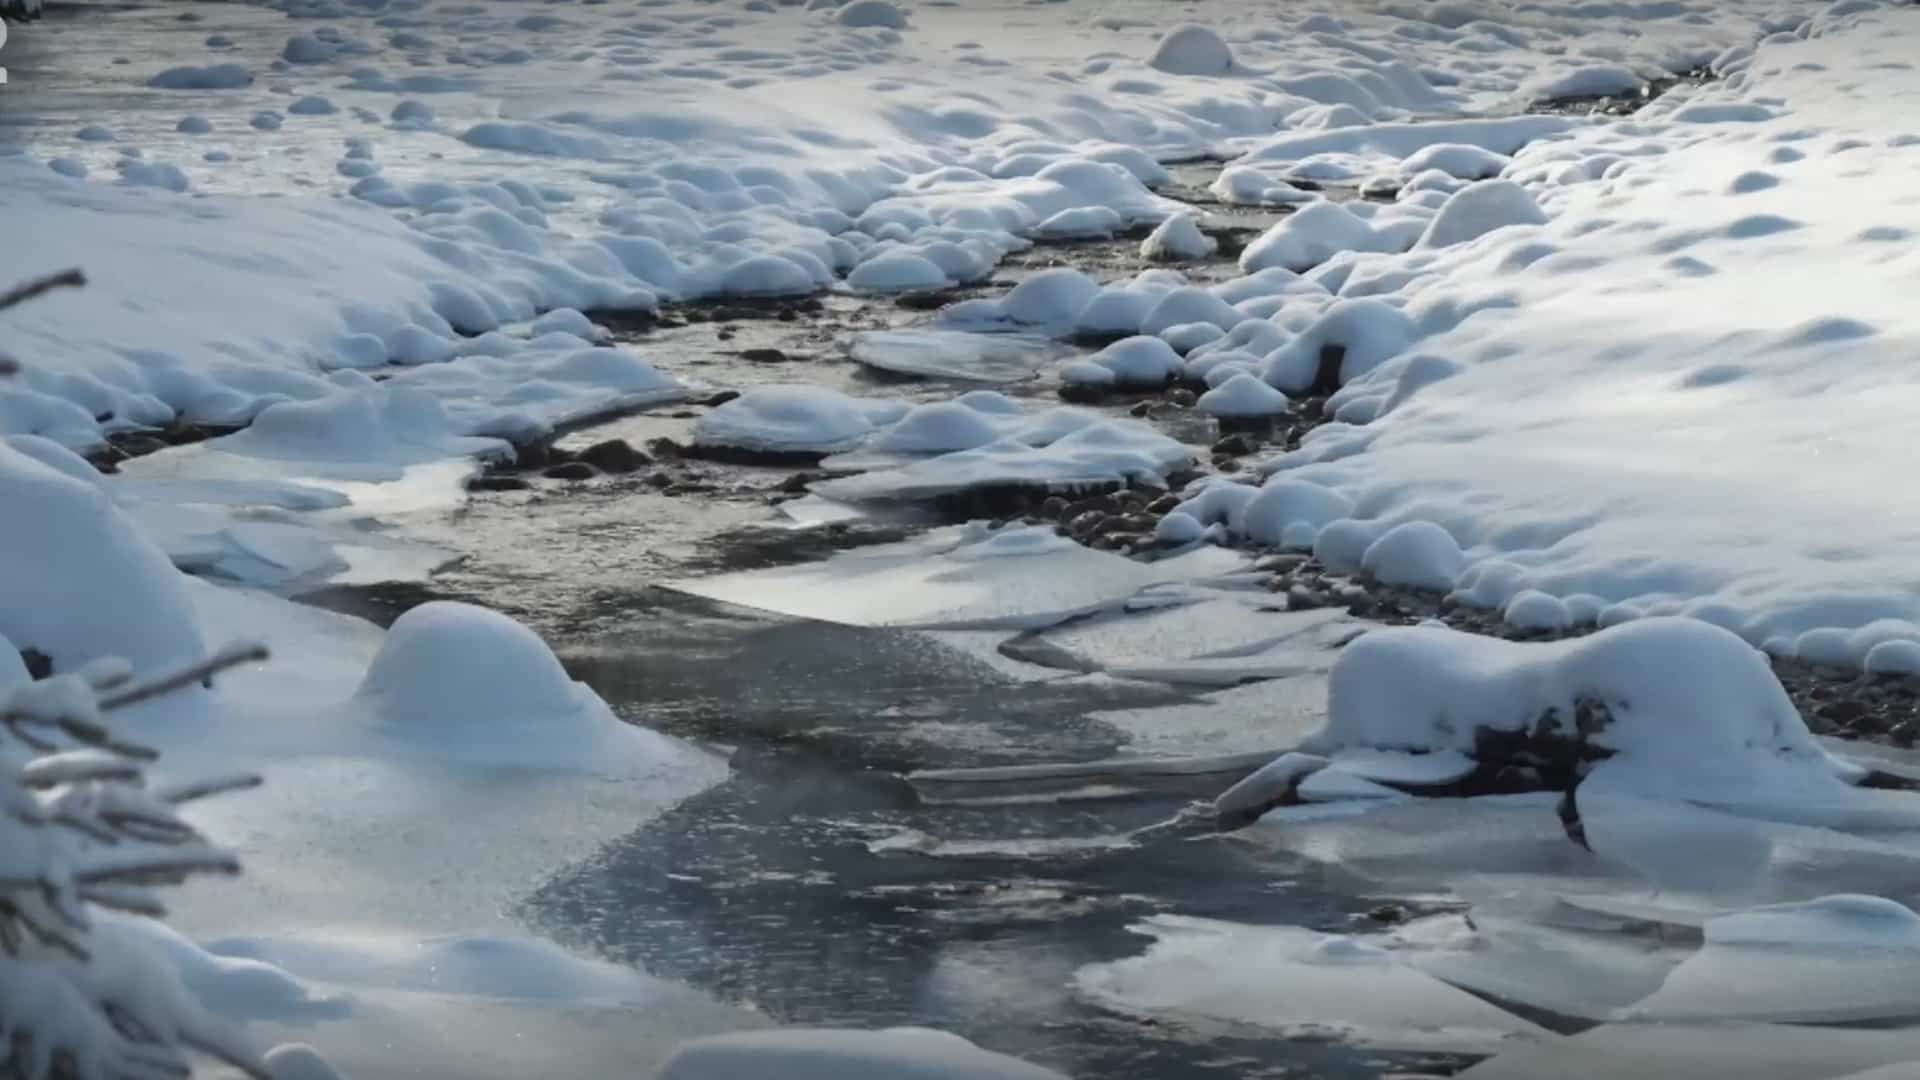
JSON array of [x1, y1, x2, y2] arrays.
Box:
[[833, 1, 908, 30], [1075, 915, 1548, 1054], [693, 386, 909, 455], [670, 523, 1244, 630], [1197, 372, 1289, 418], [1307, 617, 1910, 828], [1139, 214, 1215, 262], [1240, 202, 1388, 273], [1360, 521, 1465, 590], [1146, 25, 1234, 77], [343, 601, 707, 776], [658, 1028, 1066, 1080], [1067, 335, 1184, 388], [15, 0, 1920, 1069], [1416, 180, 1548, 250]]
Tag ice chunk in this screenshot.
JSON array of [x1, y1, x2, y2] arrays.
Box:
[[1075, 915, 1549, 1053], [668, 524, 1243, 630], [659, 1027, 1065, 1080], [692, 386, 908, 455]]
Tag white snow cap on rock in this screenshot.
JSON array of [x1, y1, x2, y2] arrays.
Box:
[[349, 601, 705, 776], [1416, 180, 1548, 249], [1309, 617, 1873, 817], [656, 1027, 1067, 1080], [1148, 25, 1234, 76], [1241, 202, 1387, 273], [1140, 214, 1216, 261], [834, 0, 907, 28], [1198, 372, 1290, 418]]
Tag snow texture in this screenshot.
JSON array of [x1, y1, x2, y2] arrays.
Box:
[[658, 1027, 1067, 1080]]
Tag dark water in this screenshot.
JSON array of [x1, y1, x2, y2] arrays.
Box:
[[505, 591, 1474, 1078]]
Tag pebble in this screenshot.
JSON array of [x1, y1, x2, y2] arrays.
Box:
[[543, 462, 596, 482], [467, 475, 531, 492], [576, 438, 649, 474], [704, 390, 742, 407], [740, 347, 790, 363]]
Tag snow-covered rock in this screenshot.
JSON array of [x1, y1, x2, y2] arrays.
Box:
[[348, 601, 702, 776], [1416, 180, 1548, 250], [1360, 521, 1464, 590], [1140, 214, 1216, 261], [1068, 335, 1184, 388], [1198, 372, 1290, 418], [1241, 203, 1386, 273], [1148, 24, 1235, 76], [833, 0, 907, 29]]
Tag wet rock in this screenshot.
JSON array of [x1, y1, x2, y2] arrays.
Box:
[[512, 440, 552, 470], [1058, 383, 1107, 405], [778, 472, 817, 494], [576, 438, 650, 474], [1067, 511, 1108, 540], [1166, 387, 1197, 407], [1818, 699, 1868, 726], [1128, 401, 1153, 418], [1146, 493, 1181, 515], [1366, 904, 1408, 925], [703, 390, 742, 407], [644, 437, 684, 459], [1893, 721, 1918, 748], [543, 462, 596, 482], [1067, 494, 1119, 517], [646, 471, 674, 489], [1288, 586, 1330, 610], [1211, 433, 1260, 457], [739, 347, 790, 364], [1254, 553, 1309, 573], [1037, 496, 1070, 521], [1213, 457, 1243, 473], [466, 475, 531, 493], [19, 648, 51, 681]]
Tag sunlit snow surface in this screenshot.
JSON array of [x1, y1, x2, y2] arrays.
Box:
[[12, 0, 1920, 1076]]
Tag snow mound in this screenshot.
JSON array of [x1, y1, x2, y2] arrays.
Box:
[[1523, 64, 1643, 103], [1417, 180, 1548, 250], [1068, 335, 1183, 388], [0, 441, 206, 679], [148, 63, 252, 90], [1148, 25, 1234, 77], [1261, 298, 1421, 393], [1198, 372, 1290, 418], [1140, 214, 1216, 261], [834, 0, 907, 29], [693, 386, 909, 455], [349, 601, 702, 776], [1360, 521, 1464, 590], [1399, 143, 1510, 181], [1311, 617, 1874, 817], [658, 1027, 1066, 1080], [1241, 202, 1386, 273], [847, 251, 950, 293]]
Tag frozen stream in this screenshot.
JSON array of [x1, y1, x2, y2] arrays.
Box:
[[17, 0, 1920, 1076]]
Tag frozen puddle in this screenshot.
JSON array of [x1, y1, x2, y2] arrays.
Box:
[[848, 330, 1070, 385]]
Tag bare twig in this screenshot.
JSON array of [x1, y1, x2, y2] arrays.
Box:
[[97, 642, 269, 712], [0, 269, 86, 314]]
